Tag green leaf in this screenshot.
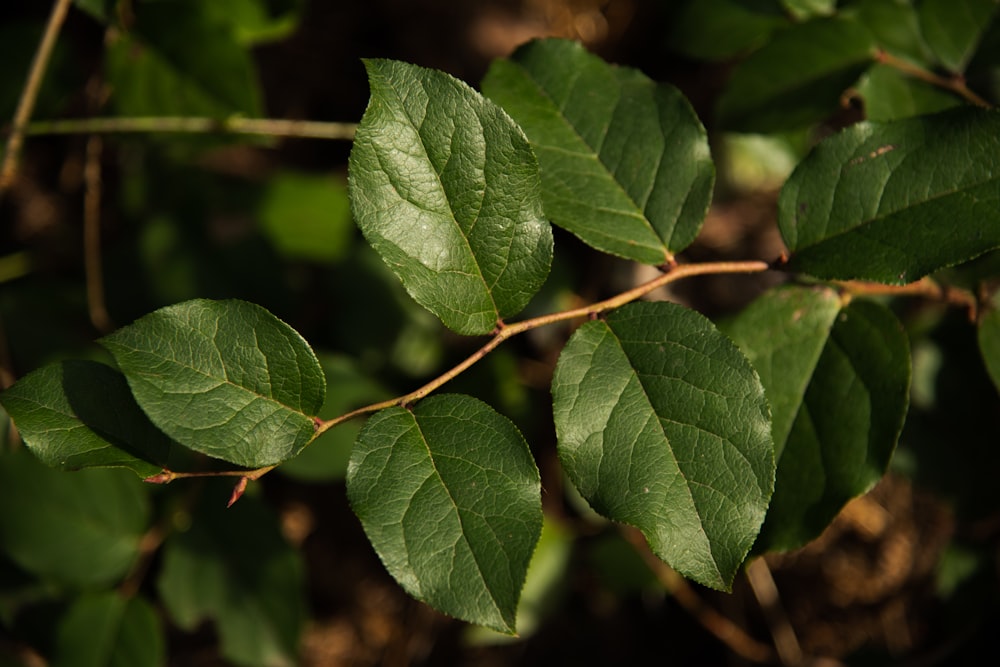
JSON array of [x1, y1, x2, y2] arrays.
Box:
[[551, 302, 774, 590], [779, 106, 1000, 283], [100, 299, 325, 468], [346, 394, 542, 633], [157, 483, 304, 667], [726, 289, 911, 551], [348, 59, 552, 335], [258, 171, 354, 262], [851, 0, 936, 65], [857, 63, 962, 121], [53, 593, 164, 667], [979, 295, 1000, 393], [0, 451, 149, 587], [0, 360, 173, 477], [717, 16, 875, 132], [782, 0, 835, 20], [105, 1, 262, 118], [919, 0, 999, 72], [482, 38, 715, 264], [665, 0, 789, 60]]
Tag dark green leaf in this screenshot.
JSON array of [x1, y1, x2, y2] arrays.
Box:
[[258, 171, 354, 262], [482, 38, 715, 264], [779, 106, 1000, 283], [0, 452, 149, 587], [157, 483, 304, 667], [347, 394, 542, 633], [105, 1, 262, 118], [551, 302, 774, 590], [857, 64, 962, 121], [782, 0, 835, 20], [665, 0, 789, 60], [717, 16, 875, 132], [919, 0, 999, 72], [348, 59, 552, 335], [53, 593, 164, 667], [979, 295, 1000, 393], [727, 290, 911, 551], [0, 360, 173, 477], [101, 299, 325, 468], [851, 0, 936, 65]]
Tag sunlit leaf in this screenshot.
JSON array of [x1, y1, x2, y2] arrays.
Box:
[[551, 302, 774, 590], [347, 394, 542, 633]]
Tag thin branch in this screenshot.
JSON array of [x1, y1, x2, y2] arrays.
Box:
[[620, 526, 777, 664], [835, 277, 978, 320], [746, 557, 803, 666], [84, 134, 113, 332], [16, 116, 358, 141], [0, 0, 74, 198], [876, 49, 992, 108]]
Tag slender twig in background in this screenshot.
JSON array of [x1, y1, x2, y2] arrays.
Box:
[[876, 49, 992, 109], [0, 0, 74, 199], [84, 134, 113, 332], [620, 526, 777, 664], [836, 277, 979, 320], [746, 557, 804, 666], [15, 116, 359, 141]]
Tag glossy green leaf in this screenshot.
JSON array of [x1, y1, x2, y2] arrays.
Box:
[[551, 302, 774, 590], [979, 296, 1000, 393], [665, 0, 789, 60], [105, 1, 262, 118], [348, 59, 552, 335], [482, 38, 714, 264], [727, 290, 911, 551], [717, 16, 875, 132], [858, 63, 962, 121], [158, 483, 304, 667], [779, 106, 1000, 283], [0, 361, 173, 477], [919, 0, 999, 72], [53, 593, 164, 667], [259, 171, 354, 262], [346, 394, 542, 633], [0, 452, 149, 587], [101, 299, 325, 468]]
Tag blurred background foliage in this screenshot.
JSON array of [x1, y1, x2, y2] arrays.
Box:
[[2, 0, 1000, 665]]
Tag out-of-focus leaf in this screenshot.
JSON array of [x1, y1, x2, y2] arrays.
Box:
[[979, 292, 1000, 393], [349, 59, 552, 335], [0, 452, 149, 588], [53, 593, 164, 667], [857, 63, 962, 120], [851, 0, 936, 65], [200, 0, 303, 45], [347, 395, 542, 633], [665, 0, 789, 60], [779, 106, 1000, 283], [727, 288, 911, 551], [259, 171, 354, 262], [551, 301, 774, 590], [919, 0, 999, 72], [783, 0, 835, 20], [0, 361, 173, 477], [717, 16, 875, 132], [157, 483, 305, 667], [101, 299, 325, 468], [482, 38, 714, 264]]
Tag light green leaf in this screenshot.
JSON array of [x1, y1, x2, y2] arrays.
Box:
[[346, 394, 542, 633], [348, 59, 552, 335], [0, 360, 174, 477], [482, 38, 714, 264], [53, 593, 164, 667], [717, 16, 875, 132], [101, 299, 325, 468], [782, 0, 835, 20], [779, 106, 1000, 283], [726, 288, 910, 551], [0, 451, 149, 587], [979, 294, 1000, 393], [919, 0, 999, 72], [858, 63, 962, 121], [665, 0, 789, 60], [551, 302, 774, 590], [157, 483, 304, 667], [259, 171, 354, 262]]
